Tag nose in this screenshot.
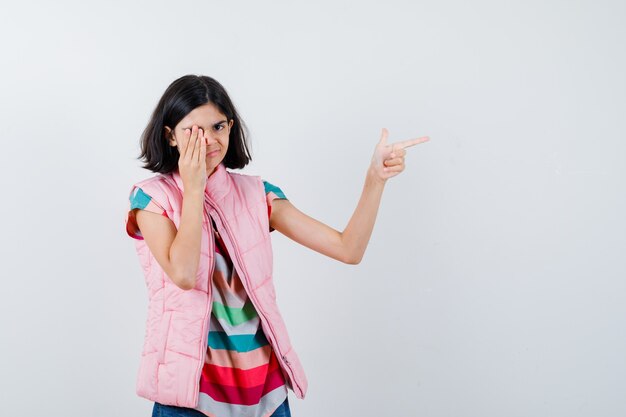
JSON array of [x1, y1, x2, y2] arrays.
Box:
[[200, 129, 218, 145]]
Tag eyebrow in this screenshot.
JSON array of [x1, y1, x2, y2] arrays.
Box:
[[181, 120, 228, 130]]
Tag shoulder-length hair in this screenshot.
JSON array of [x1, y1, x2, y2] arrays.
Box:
[[138, 75, 251, 173]]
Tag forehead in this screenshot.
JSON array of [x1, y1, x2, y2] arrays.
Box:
[[177, 103, 227, 128]]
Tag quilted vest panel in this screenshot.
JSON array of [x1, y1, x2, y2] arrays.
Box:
[[126, 163, 308, 407]]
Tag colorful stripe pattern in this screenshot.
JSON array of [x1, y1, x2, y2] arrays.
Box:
[[263, 181, 286, 233], [127, 179, 289, 417], [126, 187, 167, 239]]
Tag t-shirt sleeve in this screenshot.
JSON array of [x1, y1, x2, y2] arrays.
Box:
[[263, 180, 288, 233], [126, 186, 168, 240]]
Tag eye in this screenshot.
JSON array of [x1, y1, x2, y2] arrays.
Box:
[[214, 124, 225, 131]]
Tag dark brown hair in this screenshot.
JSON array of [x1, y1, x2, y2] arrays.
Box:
[[137, 75, 251, 173]]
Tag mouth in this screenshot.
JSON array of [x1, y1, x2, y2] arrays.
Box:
[[206, 149, 220, 157]]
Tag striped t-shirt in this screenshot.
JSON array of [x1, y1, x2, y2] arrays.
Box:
[[127, 179, 290, 417]]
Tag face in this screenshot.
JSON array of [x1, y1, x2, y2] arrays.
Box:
[[164, 102, 234, 176]]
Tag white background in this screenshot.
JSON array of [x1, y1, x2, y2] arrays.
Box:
[[1, 1, 624, 416]]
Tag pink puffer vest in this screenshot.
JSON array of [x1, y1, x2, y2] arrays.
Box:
[[125, 162, 308, 407]]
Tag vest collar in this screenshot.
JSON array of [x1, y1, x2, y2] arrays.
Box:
[[171, 162, 232, 203]]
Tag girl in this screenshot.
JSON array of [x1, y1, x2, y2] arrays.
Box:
[[125, 75, 428, 417]]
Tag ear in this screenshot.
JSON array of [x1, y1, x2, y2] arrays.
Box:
[[164, 126, 177, 147], [228, 119, 234, 129]]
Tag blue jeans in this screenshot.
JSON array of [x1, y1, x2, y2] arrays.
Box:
[[152, 397, 291, 417]]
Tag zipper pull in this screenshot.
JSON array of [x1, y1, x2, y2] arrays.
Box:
[[282, 355, 290, 365]]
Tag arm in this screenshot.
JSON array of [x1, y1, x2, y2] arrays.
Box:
[[135, 189, 204, 290], [270, 128, 429, 264], [269, 169, 385, 264], [135, 125, 210, 291]]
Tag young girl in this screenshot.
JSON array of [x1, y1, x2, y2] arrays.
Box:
[[125, 75, 428, 417]]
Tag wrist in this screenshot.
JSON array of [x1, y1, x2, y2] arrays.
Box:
[[183, 188, 204, 200], [366, 167, 387, 187]]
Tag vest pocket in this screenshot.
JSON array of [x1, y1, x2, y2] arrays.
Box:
[[157, 311, 173, 364]]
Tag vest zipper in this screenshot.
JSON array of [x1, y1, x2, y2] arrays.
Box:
[[205, 200, 304, 398], [191, 207, 215, 407]]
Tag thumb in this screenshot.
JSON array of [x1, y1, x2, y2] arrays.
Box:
[[379, 128, 389, 145]]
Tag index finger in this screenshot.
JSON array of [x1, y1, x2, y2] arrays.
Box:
[[393, 136, 430, 150]]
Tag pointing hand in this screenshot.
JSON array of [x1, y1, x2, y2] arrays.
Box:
[[369, 128, 429, 182]]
